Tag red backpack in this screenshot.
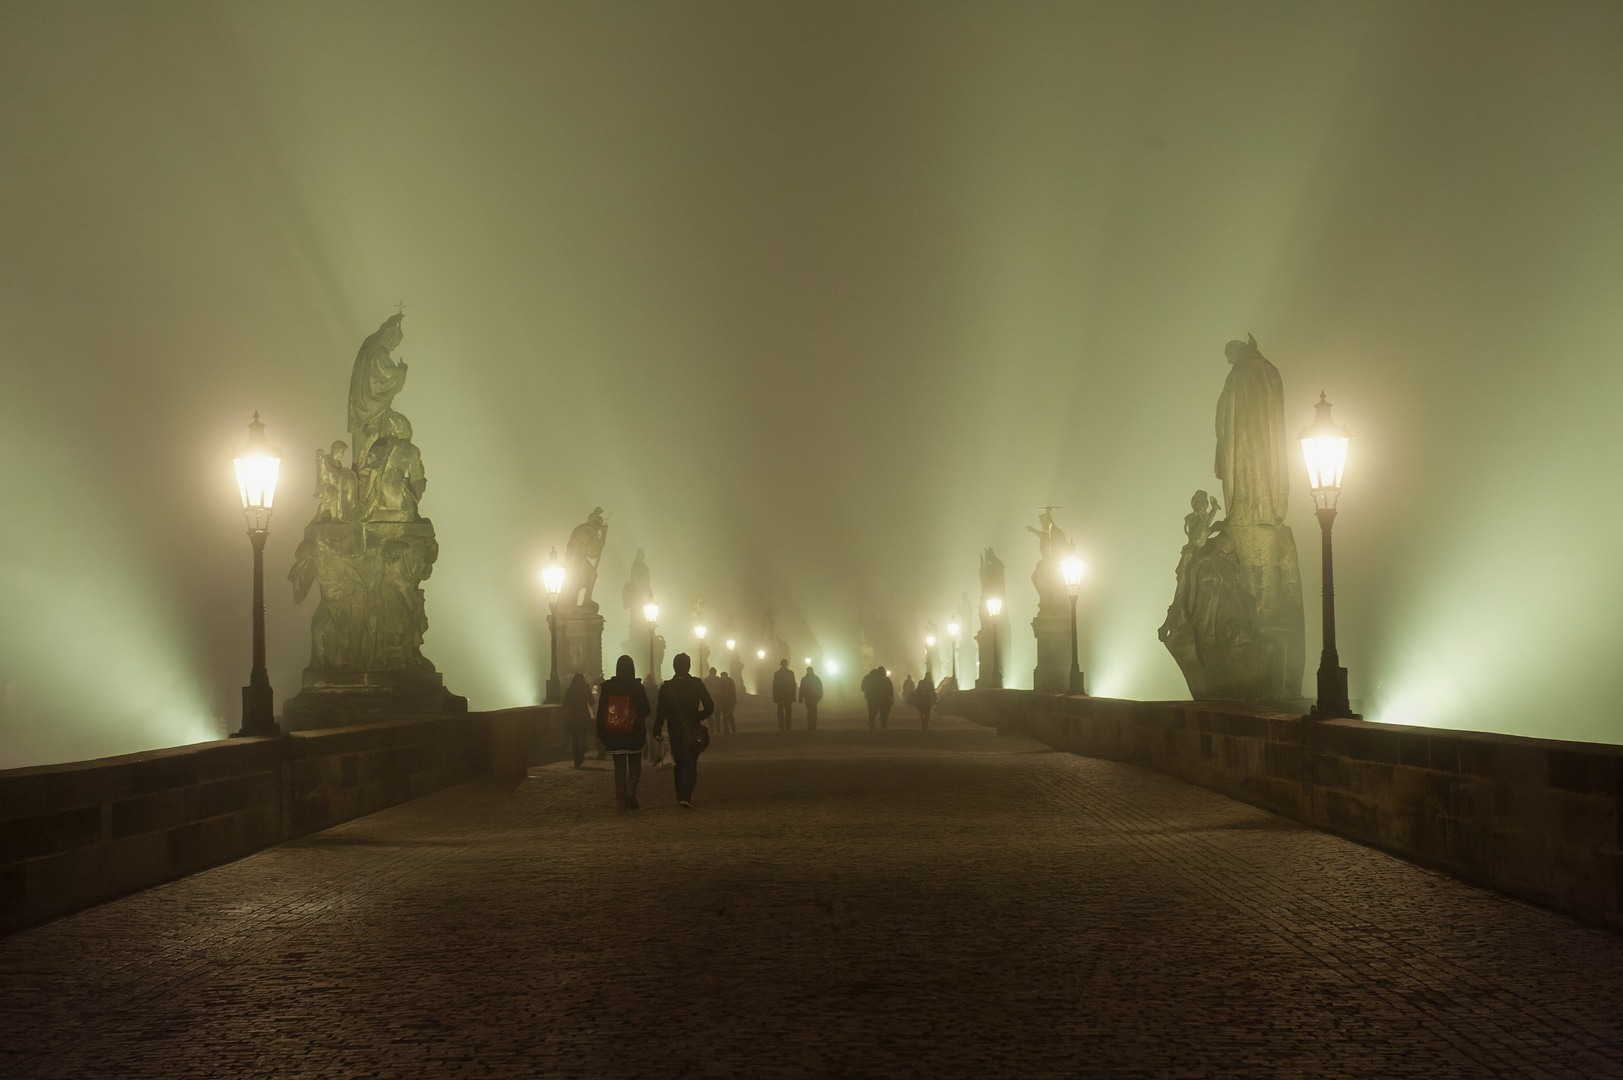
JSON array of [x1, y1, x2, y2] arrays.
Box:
[[604, 694, 635, 733]]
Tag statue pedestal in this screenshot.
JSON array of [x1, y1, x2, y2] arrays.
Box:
[[974, 623, 1004, 689], [1031, 613, 1071, 693], [284, 670, 466, 731], [1161, 522, 1306, 708], [555, 606, 605, 687]]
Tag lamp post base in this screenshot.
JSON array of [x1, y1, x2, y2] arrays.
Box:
[[1311, 662, 1361, 720], [1069, 669, 1087, 696], [234, 683, 281, 739]]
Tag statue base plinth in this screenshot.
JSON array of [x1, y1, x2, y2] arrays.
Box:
[[282, 670, 467, 731], [555, 607, 606, 687], [1031, 613, 1071, 693]]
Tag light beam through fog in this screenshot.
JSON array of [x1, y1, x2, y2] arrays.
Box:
[[2, 2, 1623, 764]]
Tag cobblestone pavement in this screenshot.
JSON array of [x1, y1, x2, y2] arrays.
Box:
[[4, 704, 1623, 1079]]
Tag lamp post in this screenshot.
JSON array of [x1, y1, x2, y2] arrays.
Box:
[[924, 634, 935, 674], [232, 413, 281, 738], [1300, 392, 1359, 719], [540, 548, 565, 703], [985, 597, 1003, 689], [947, 621, 960, 684], [695, 624, 707, 675], [643, 600, 660, 679], [1062, 546, 1086, 695]]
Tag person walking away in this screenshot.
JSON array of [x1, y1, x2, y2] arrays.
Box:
[[563, 672, 593, 767], [902, 674, 917, 716], [861, 666, 883, 729], [915, 672, 938, 731], [596, 655, 651, 811], [716, 671, 738, 733], [877, 668, 895, 729], [652, 652, 714, 808], [642, 672, 665, 767], [798, 664, 824, 731], [772, 659, 797, 731]]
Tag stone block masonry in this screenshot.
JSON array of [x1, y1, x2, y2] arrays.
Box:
[[944, 689, 1623, 932], [0, 705, 567, 934]]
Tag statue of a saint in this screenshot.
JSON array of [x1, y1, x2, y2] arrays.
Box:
[[1026, 508, 1071, 619], [361, 432, 427, 523], [979, 548, 1005, 607], [348, 314, 409, 468], [622, 549, 652, 612], [1215, 335, 1290, 527], [563, 507, 609, 608]]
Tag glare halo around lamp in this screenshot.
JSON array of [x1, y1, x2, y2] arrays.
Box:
[[695, 623, 707, 676], [984, 596, 1003, 689], [541, 548, 566, 704], [1299, 392, 1359, 719], [947, 621, 960, 684], [925, 634, 936, 673], [643, 600, 659, 679], [232, 413, 282, 738], [1062, 546, 1087, 695]]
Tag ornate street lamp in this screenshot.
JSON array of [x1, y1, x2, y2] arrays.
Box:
[[232, 413, 281, 738], [1062, 546, 1086, 695], [947, 621, 960, 684], [985, 597, 1003, 689], [540, 548, 565, 704], [1300, 392, 1359, 719], [695, 624, 707, 675], [643, 599, 660, 679]]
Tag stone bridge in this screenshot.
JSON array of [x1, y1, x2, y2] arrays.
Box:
[[3, 696, 1622, 1078]]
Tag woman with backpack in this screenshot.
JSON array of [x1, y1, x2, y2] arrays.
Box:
[[596, 654, 652, 811]]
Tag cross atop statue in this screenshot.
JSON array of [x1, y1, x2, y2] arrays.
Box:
[[395, 300, 407, 316]]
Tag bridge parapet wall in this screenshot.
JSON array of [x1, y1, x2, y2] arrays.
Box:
[[943, 689, 1623, 932], [0, 706, 567, 934]]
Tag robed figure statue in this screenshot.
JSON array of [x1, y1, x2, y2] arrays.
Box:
[[1159, 336, 1305, 706]]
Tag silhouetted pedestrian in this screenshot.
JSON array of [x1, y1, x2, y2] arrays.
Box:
[[799, 665, 824, 731], [915, 673, 937, 730], [716, 671, 738, 733], [772, 659, 797, 731], [861, 666, 895, 729], [596, 655, 651, 811], [902, 674, 916, 714], [563, 672, 593, 767], [652, 652, 714, 808]]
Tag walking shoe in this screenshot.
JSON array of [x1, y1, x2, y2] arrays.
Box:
[[679, 800, 694, 809], [628, 797, 639, 810]]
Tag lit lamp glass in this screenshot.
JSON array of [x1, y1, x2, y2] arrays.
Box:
[[696, 625, 706, 640], [726, 639, 736, 651], [926, 635, 936, 648], [1299, 392, 1351, 512], [986, 597, 1002, 617], [643, 601, 659, 624], [233, 412, 281, 533], [947, 621, 960, 639], [540, 549, 565, 605], [757, 649, 766, 660], [1062, 551, 1086, 598], [826, 659, 838, 675]]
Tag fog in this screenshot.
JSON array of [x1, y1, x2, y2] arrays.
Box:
[[2, 1, 1621, 767]]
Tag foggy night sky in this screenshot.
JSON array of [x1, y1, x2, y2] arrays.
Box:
[[3, 1, 1623, 767]]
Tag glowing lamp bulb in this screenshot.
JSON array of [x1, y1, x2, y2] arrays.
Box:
[[695, 625, 706, 640], [540, 548, 565, 603], [644, 601, 659, 623], [947, 621, 960, 638], [757, 649, 766, 660], [986, 597, 1002, 618], [925, 635, 936, 647], [826, 660, 838, 674], [726, 639, 736, 651], [233, 412, 281, 532], [1062, 549, 1086, 597], [1299, 392, 1352, 512]]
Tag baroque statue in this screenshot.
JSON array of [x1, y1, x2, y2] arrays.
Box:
[[564, 507, 610, 609], [1027, 507, 1074, 692], [621, 548, 663, 676], [1159, 337, 1305, 706], [283, 313, 463, 728]]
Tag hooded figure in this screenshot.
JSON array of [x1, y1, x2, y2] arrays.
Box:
[[798, 665, 824, 732], [563, 671, 593, 767], [596, 655, 651, 811], [914, 674, 938, 731], [772, 659, 798, 731]]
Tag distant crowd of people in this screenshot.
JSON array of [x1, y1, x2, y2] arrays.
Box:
[[557, 654, 956, 812]]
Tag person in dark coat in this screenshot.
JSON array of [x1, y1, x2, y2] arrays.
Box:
[[652, 652, 714, 808], [915, 672, 938, 731], [596, 654, 651, 811], [798, 665, 824, 731], [563, 672, 593, 767], [771, 659, 797, 731], [860, 666, 895, 730], [716, 672, 738, 734], [902, 674, 916, 715]]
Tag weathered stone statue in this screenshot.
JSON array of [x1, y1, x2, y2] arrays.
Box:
[[1159, 337, 1306, 706], [621, 548, 663, 678], [1027, 508, 1072, 693], [564, 507, 609, 609], [548, 507, 611, 687], [284, 313, 464, 728], [976, 548, 1005, 688]]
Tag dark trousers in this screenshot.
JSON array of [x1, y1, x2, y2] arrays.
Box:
[[719, 706, 736, 733], [612, 753, 642, 810], [919, 706, 932, 731], [776, 703, 793, 730], [866, 698, 879, 728], [670, 738, 698, 803], [879, 703, 891, 728], [804, 701, 818, 730], [569, 725, 589, 766]]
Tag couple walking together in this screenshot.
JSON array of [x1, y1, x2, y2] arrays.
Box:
[[593, 651, 714, 811]]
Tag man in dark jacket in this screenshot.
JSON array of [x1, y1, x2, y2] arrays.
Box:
[[798, 665, 824, 731], [861, 666, 895, 730], [771, 659, 797, 731], [716, 671, 738, 734], [596, 655, 651, 811], [652, 652, 715, 808]]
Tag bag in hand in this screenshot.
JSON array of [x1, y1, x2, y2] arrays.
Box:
[[685, 721, 711, 756]]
